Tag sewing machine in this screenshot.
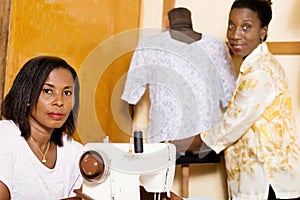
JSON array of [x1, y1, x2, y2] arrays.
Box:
[[79, 142, 176, 200]]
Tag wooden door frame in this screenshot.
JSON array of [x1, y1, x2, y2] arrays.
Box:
[[0, 0, 11, 117]]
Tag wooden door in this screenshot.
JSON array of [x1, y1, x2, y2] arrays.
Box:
[[2, 0, 141, 144]]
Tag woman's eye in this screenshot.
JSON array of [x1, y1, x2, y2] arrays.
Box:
[[64, 90, 72, 96], [228, 23, 234, 30], [42, 89, 52, 94], [242, 24, 251, 31]]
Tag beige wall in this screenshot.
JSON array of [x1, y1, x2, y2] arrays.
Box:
[[141, 0, 300, 199]]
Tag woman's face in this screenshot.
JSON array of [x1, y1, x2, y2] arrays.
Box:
[[30, 68, 75, 132], [227, 8, 268, 58]]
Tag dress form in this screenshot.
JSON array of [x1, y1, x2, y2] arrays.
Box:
[[168, 7, 202, 44]]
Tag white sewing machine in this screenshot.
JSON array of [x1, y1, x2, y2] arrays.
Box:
[[79, 142, 176, 200]]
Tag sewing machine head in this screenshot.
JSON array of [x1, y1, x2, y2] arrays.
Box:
[[79, 142, 176, 200]]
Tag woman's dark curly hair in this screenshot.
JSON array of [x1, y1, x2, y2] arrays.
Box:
[[231, 0, 272, 41], [1, 56, 80, 147]]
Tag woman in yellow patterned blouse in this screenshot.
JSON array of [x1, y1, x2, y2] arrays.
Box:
[[171, 0, 300, 199]]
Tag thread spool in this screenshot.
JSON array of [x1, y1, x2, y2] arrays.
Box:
[[134, 130, 143, 153]]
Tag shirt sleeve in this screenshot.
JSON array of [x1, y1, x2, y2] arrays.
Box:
[[0, 122, 16, 192], [201, 70, 276, 153], [217, 42, 237, 108], [121, 40, 149, 105]]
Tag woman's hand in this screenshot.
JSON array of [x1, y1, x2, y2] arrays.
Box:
[[169, 134, 203, 154]]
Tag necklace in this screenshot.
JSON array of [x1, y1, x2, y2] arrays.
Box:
[[30, 137, 51, 164]]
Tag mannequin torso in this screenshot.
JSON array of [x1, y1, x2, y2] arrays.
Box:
[[168, 7, 202, 43]]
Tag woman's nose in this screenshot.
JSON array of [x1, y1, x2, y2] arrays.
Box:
[[52, 94, 64, 107], [229, 27, 242, 40]]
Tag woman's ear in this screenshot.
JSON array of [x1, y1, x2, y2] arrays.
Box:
[[261, 26, 268, 41]]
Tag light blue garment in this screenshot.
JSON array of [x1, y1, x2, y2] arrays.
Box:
[[122, 31, 237, 143]]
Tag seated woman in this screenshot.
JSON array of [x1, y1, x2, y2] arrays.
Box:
[[0, 56, 84, 199]]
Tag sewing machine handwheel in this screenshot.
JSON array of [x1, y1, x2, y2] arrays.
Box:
[[79, 150, 109, 183]]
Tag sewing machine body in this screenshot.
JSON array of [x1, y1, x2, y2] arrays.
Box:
[[81, 143, 176, 200]]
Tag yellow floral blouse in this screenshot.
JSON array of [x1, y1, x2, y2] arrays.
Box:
[[201, 43, 300, 200]]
